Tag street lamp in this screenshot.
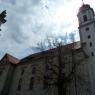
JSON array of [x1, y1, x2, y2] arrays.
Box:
[[0, 10, 7, 31]]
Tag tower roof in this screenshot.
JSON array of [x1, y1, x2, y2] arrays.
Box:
[[79, 4, 91, 12]]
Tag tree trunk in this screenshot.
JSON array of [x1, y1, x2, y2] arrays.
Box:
[[57, 46, 66, 95]]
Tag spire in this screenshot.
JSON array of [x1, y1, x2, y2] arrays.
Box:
[[82, 0, 84, 5]]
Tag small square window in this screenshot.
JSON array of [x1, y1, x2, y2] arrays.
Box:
[[86, 27, 89, 31], [88, 35, 91, 39], [91, 52, 94, 56]]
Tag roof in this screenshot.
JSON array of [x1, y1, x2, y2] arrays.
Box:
[[79, 4, 90, 12], [20, 41, 81, 63], [0, 53, 20, 64], [77, 3, 94, 17], [0, 41, 81, 64]]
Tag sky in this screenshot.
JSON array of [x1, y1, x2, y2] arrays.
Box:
[[0, 0, 95, 59]]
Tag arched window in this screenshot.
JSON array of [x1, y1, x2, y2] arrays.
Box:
[[17, 78, 22, 91], [29, 77, 34, 90], [32, 67, 36, 74]]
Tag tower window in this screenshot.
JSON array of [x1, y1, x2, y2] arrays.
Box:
[[90, 42, 92, 47], [83, 15, 87, 22], [91, 52, 94, 56], [85, 27, 89, 31], [88, 35, 91, 39]]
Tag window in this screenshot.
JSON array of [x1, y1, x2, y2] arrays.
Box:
[[88, 35, 91, 39], [43, 77, 47, 89], [16, 93, 20, 95], [32, 67, 36, 74], [48, 58, 53, 63], [46, 62, 52, 70], [91, 52, 94, 56], [85, 27, 89, 31], [21, 69, 24, 75], [0, 70, 2, 75], [17, 79, 22, 91], [29, 77, 34, 90], [83, 15, 87, 22], [17, 84, 21, 91], [90, 42, 92, 47]]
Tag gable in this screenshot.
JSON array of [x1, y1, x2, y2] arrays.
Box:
[[0, 53, 20, 65]]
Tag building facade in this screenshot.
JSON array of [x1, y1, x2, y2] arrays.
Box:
[[0, 3, 95, 95]]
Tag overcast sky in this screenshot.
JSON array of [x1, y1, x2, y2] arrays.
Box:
[[0, 0, 95, 59]]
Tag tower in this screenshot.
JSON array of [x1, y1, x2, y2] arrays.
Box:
[[77, 4, 95, 56], [77, 4, 95, 95]]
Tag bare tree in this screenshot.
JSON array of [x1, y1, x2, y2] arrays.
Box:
[[36, 34, 88, 95]]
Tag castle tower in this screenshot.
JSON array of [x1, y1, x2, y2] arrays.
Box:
[[77, 4, 95, 95]]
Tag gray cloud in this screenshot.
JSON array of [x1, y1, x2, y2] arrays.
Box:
[[0, 0, 87, 59], [1, 0, 16, 5]]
